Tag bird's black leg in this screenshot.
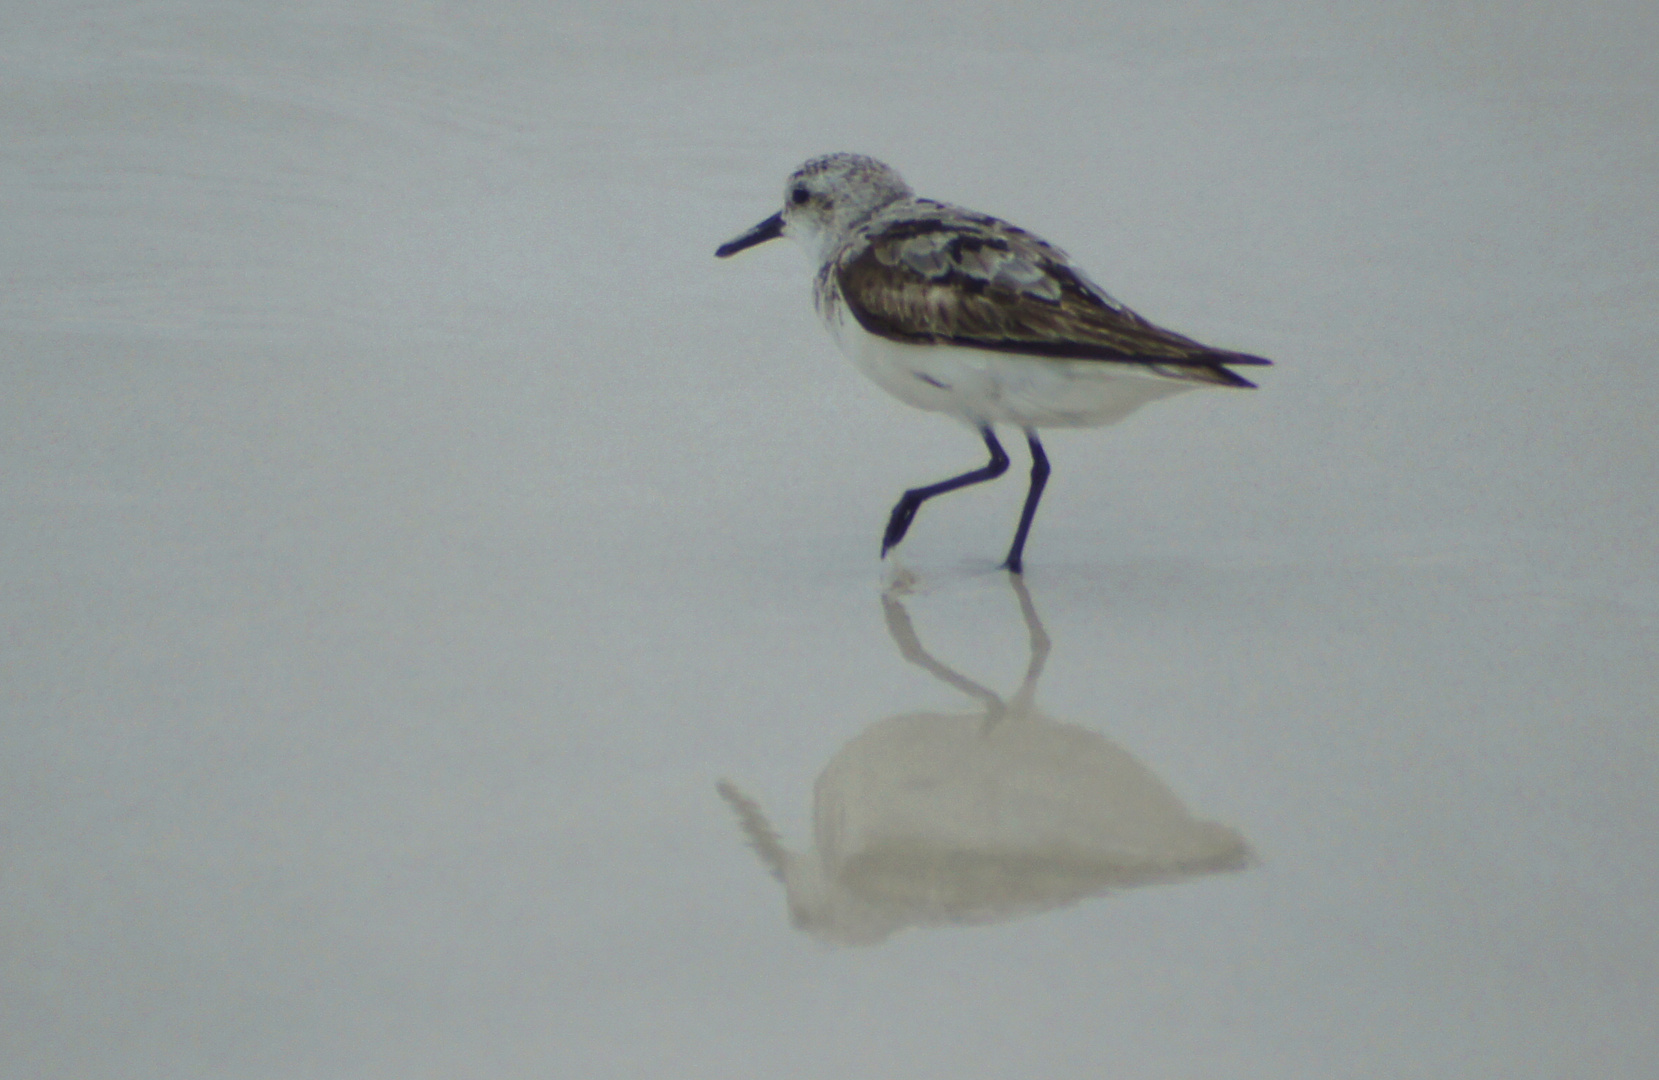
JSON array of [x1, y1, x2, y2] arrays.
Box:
[[1001, 429, 1050, 574], [882, 427, 1009, 558]]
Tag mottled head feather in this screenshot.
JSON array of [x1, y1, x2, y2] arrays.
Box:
[[780, 154, 913, 261]]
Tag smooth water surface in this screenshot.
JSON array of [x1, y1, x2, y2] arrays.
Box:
[[3, 3, 1656, 1077]]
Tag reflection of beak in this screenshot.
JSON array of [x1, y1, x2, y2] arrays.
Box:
[[715, 212, 785, 257]]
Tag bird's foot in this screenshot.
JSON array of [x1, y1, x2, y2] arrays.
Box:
[[880, 493, 923, 557]]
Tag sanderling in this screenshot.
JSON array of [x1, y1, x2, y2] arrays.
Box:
[[716, 153, 1270, 573]]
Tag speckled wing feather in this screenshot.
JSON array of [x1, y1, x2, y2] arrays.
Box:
[[837, 212, 1271, 387]]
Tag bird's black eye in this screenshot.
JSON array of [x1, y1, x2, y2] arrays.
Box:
[[791, 186, 810, 205]]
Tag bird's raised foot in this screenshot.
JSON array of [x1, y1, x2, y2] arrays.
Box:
[[881, 492, 924, 557]]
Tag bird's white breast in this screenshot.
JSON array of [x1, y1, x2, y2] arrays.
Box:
[[818, 285, 1197, 430]]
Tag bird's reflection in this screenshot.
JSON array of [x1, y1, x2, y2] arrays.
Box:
[[719, 575, 1251, 946]]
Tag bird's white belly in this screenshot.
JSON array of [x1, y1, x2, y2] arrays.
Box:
[[830, 319, 1197, 429]]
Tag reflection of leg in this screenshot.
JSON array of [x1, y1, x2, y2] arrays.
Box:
[[880, 589, 1003, 715], [882, 427, 1009, 557], [1008, 573, 1051, 714], [1002, 429, 1050, 574], [716, 780, 791, 882]]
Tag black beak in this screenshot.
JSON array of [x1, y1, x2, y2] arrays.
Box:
[[715, 212, 785, 258]]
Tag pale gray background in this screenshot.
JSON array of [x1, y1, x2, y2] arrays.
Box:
[[3, 2, 1656, 1077]]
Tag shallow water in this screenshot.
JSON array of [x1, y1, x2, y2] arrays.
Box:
[[3, 3, 1656, 1077]]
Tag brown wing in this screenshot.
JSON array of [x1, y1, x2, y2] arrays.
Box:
[[838, 216, 1271, 387]]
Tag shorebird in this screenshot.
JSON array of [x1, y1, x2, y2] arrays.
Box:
[[716, 153, 1269, 573]]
